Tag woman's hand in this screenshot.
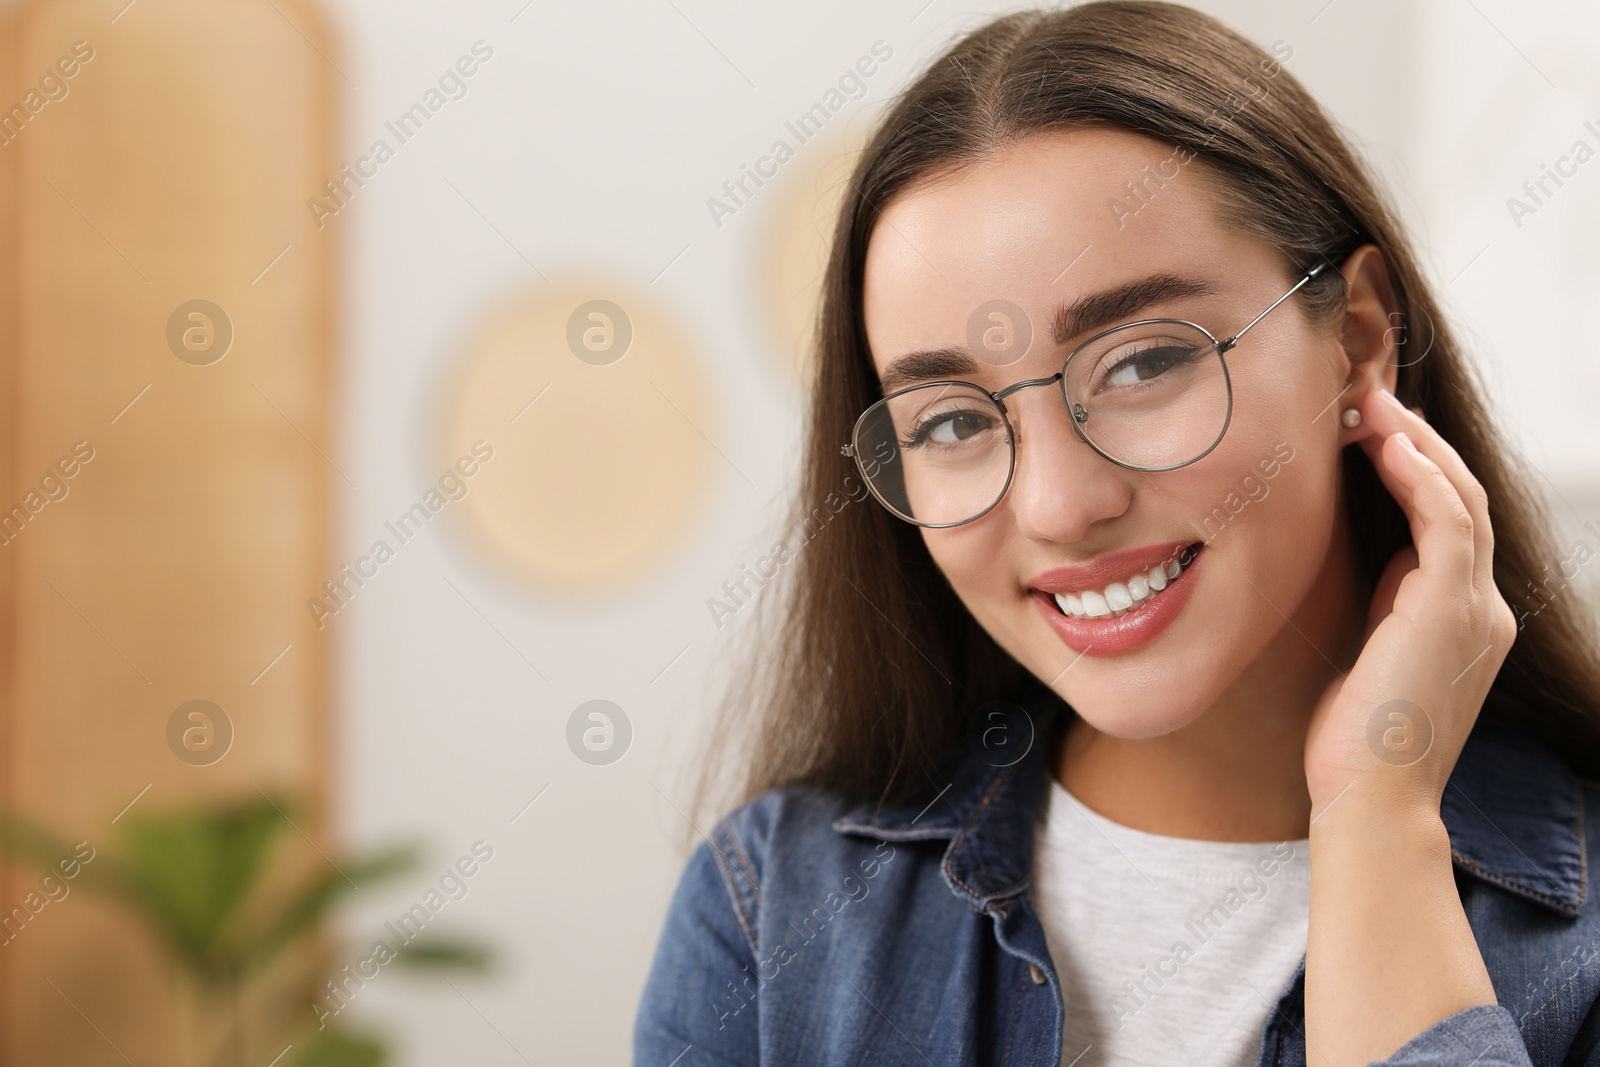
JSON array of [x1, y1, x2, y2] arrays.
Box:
[[1301, 387, 1518, 819], [1301, 387, 1517, 1065]]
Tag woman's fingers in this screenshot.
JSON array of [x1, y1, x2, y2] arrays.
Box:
[[1355, 431, 1412, 513], [1363, 424, 1477, 595], [1359, 390, 1495, 590], [1364, 544, 1419, 642]]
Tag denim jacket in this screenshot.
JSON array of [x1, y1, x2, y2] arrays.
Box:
[[634, 683, 1600, 1065]]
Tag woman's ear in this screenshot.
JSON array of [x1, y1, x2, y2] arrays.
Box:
[[1334, 244, 1401, 445]]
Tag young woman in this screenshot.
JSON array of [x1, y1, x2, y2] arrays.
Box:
[[635, 4, 1600, 1064]]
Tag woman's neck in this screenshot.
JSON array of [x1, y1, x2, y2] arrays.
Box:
[[1055, 512, 1370, 843]]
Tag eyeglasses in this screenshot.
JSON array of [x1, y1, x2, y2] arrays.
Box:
[[841, 263, 1330, 528]]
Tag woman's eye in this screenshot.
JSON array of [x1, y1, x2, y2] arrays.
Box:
[[1102, 343, 1200, 387], [914, 409, 994, 445]]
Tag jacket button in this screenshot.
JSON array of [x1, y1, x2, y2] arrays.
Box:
[[1029, 965, 1047, 985]]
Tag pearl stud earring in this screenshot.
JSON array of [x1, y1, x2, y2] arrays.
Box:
[[1341, 407, 1362, 428]]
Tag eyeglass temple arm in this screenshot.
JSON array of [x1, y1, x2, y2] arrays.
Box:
[[1216, 261, 1330, 354]]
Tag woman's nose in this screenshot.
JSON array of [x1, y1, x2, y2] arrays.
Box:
[[1002, 387, 1132, 543]]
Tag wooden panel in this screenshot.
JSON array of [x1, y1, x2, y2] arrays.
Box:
[[0, 0, 18, 1052], [0, 0, 336, 1063]]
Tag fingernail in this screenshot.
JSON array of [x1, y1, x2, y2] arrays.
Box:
[[1395, 431, 1417, 452]]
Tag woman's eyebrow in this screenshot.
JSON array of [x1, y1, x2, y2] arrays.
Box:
[[1051, 272, 1217, 347], [877, 346, 974, 393], [876, 272, 1218, 393]]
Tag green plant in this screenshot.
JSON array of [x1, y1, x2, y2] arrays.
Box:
[[0, 792, 490, 1067]]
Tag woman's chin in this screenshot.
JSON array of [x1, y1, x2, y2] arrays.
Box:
[[1055, 683, 1216, 741]]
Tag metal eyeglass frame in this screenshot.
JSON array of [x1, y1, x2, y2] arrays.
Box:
[[841, 261, 1332, 528]]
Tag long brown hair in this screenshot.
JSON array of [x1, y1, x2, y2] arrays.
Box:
[[706, 1, 1600, 815]]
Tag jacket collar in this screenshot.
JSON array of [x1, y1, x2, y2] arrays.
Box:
[[834, 681, 1588, 918], [831, 681, 1068, 912], [1441, 715, 1587, 917]]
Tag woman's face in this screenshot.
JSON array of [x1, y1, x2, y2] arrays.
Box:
[[861, 127, 1356, 739]]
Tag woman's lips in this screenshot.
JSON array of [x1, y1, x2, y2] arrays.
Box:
[[1030, 543, 1205, 657], [1029, 539, 1195, 595]]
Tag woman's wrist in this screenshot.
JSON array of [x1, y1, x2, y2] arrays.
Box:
[[1307, 778, 1447, 842], [1304, 782, 1498, 1064]]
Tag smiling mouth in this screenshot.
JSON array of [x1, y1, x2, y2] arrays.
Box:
[[1047, 542, 1202, 620]]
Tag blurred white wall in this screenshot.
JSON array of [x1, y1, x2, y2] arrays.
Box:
[[311, 0, 1600, 1062]]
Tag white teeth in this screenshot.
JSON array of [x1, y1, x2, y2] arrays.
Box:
[[1054, 593, 1084, 617], [1047, 547, 1199, 620]]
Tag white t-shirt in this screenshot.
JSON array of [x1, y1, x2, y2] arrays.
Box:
[[1031, 778, 1311, 1067]]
